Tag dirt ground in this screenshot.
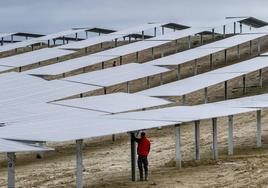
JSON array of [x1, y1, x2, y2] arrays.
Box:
[[1, 110, 268, 188], [1, 33, 268, 187]]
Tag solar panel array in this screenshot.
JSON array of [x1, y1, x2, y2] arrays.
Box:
[[0, 18, 268, 153]]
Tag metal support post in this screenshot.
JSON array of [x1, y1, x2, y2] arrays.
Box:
[[175, 124, 182, 168], [1, 37, 3, 46], [194, 121, 201, 160], [259, 69, 263, 88], [127, 82, 130, 93], [162, 27, 165, 35], [204, 87, 208, 103], [212, 28, 215, 40], [76, 139, 83, 188], [160, 73, 163, 85], [210, 54, 213, 70], [256, 110, 262, 147], [224, 81, 228, 100], [212, 118, 218, 160], [177, 64, 181, 80], [135, 52, 139, 62], [228, 115, 234, 155], [151, 47, 154, 59], [242, 75, 246, 95], [257, 39, 261, 55], [182, 95, 186, 105], [142, 31, 144, 40], [237, 45, 240, 59], [249, 40, 253, 55], [224, 49, 227, 64], [154, 27, 157, 37], [240, 23, 243, 33], [223, 25, 226, 38], [194, 59, 198, 75], [130, 132, 138, 181], [147, 76, 150, 88], [115, 38, 118, 47], [233, 22, 236, 34], [7, 152, 16, 188], [119, 56, 123, 65], [188, 36, 191, 49]]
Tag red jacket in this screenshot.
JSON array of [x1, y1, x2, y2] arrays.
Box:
[[136, 137, 151, 157]]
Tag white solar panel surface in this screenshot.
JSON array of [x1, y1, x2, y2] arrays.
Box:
[[58, 23, 166, 50], [148, 33, 266, 66], [63, 63, 170, 87], [33, 29, 87, 42], [0, 118, 175, 142], [26, 27, 208, 76], [0, 73, 101, 104], [0, 29, 86, 53], [0, 33, 15, 38], [51, 92, 171, 113], [0, 48, 75, 68], [0, 138, 52, 153], [108, 105, 256, 122], [25, 55, 118, 76], [139, 56, 268, 96]]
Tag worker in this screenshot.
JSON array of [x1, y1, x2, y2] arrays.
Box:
[[113, 61, 117, 67], [133, 132, 151, 181]]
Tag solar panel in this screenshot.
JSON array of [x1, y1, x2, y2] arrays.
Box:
[[51, 92, 171, 113], [108, 105, 257, 122], [33, 29, 87, 42], [0, 103, 106, 124], [0, 138, 53, 153], [147, 33, 266, 66], [25, 27, 208, 76], [58, 23, 166, 50], [0, 73, 101, 104], [139, 56, 268, 96], [62, 63, 170, 87], [0, 118, 175, 142], [0, 29, 86, 53], [0, 33, 15, 38], [0, 48, 75, 68]]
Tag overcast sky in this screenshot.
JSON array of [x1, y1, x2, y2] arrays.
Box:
[[1, 0, 268, 34]]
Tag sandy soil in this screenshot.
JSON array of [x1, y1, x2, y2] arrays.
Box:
[[1, 34, 268, 187]]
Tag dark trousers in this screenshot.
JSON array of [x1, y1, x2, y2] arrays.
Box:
[[138, 155, 148, 180]]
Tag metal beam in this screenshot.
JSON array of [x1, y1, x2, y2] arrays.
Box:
[[76, 139, 83, 188], [175, 124, 182, 168], [228, 115, 234, 155], [212, 118, 218, 160], [7, 152, 16, 188], [194, 121, 201, 160]]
